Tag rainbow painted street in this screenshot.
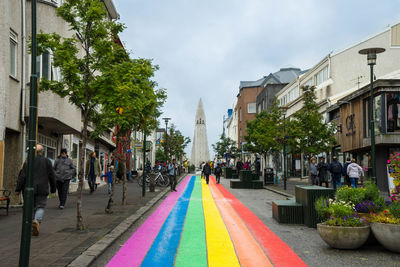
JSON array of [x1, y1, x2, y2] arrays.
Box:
[[106, 176, 307, 267]]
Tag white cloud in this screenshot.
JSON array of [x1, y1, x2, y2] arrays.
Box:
[[114, 0, 400, 159]]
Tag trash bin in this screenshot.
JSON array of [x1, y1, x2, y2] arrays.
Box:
[[264, 168, 274, 185]]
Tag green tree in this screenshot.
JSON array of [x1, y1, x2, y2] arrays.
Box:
[[212, 133, 240, 162], [36, 0, 125, 229], [155, 147, 167, 163], [244, 99, 285, 170], [94, 53, 166, 208], [162, 124, 190, 162], [287, 86, 336, 162]]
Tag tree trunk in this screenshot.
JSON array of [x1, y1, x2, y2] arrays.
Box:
[[76, 115, 88, 230], [122, 138, 127, 205], [105, 177, 114, 213]]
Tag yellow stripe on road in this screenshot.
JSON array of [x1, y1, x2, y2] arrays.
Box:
[[202, 180, 240, 267]]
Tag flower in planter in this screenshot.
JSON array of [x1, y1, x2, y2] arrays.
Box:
[[355, 200, 383, 213]]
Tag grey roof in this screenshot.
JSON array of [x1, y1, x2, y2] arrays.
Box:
[[239, 67, 302, 90]]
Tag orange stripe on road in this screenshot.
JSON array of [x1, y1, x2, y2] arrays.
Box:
[[209, 176, 273, 267]]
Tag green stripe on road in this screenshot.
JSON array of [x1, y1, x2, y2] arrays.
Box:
[[175, 176, 207, 267]]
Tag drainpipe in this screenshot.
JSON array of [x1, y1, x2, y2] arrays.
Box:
[[21, 0, 27, 162]]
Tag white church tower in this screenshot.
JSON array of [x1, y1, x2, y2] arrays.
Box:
[[190, 98, 210, 168]]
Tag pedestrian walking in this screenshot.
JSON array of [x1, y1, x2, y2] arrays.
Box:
[[54, 148, 76, 209], [310, 157, 318, 185], [15, 144, 56, 236], [317, 157, 329, 188], [168, 159, 177, 192], [347, 158, 363, 188], [102, 165, 113, 194], [85, 152, 101, 194], [203, 161, 212, 184], [236, 159, 243, 172], [201, 161, 205, 179], [343, 157, 352, 186], [329, 156, 343, 190], [214, 163, 222, 184], [255, 158, 261, 177]]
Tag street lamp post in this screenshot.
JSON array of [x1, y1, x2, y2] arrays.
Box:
[[19, 0, 37, 266], [282, 108, 288, 190], [359, 48, 385, 185], [162, 118, 171, 162]]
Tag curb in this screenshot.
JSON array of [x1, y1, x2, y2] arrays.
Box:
[[263, 186, 294, 198], [68, 174, 188, 267]]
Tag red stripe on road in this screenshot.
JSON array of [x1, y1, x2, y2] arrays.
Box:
[[211, 176, 308, 267]]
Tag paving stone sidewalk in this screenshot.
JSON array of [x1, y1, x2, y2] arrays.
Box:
[[0, 174, 187, 267]]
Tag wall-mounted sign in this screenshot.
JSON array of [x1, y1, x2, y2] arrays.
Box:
[[345, 114, 356, 136]]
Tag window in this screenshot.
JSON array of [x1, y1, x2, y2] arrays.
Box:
[[391, 24, 400, 47], [10, 31, 17, 77], [240, 107, 242, 122], [288, 86, 299, 102], [304, 78, 313, 87], [34, 51, 51, 80], [248, 103, 256, 114], [315, 66, 328, 86]]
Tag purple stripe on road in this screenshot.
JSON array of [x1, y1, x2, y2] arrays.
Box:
[[106, 175, 191, 267]]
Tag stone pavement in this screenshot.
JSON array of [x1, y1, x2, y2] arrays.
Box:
[[0, 174, 186, 267]]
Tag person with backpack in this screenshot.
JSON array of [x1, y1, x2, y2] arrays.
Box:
[[343, 157, 352, 186], [329, 156, 343, 190], [203, 161, 212, 184], [214, 163, 222, 184]]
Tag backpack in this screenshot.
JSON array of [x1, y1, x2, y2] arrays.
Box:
[[332, 161, 342, 174]]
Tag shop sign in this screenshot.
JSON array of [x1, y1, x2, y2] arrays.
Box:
[[345, 114, 356, 136]]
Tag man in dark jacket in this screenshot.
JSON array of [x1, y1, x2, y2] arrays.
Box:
[[343, 157, 352, 186], [203, 162, 212, 184], [317, 157, 329, 188], [16, 144, 56, 236], [54, 148, 76, 209], [329, 156, 343, 190], [214, 163, 222, 184]]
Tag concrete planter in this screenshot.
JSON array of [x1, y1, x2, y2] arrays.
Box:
[[371, 222, 400, 253], [317, 223, 370, 249]]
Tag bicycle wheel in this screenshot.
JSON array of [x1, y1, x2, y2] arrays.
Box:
[[159, 174, 170, 187], [138, 175, 150, 187]]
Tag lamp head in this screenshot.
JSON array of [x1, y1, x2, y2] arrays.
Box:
[[359, 47, 385, 66]]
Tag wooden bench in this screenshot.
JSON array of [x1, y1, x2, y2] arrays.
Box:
[[0, 189, 11, 215]]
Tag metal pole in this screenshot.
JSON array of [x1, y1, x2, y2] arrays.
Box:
[[142, 133, 146, 197], [370, 64, 376, 184], [19, 0, 37, 265], [165, 120, 169, 162], [283, 114, 287, 190]]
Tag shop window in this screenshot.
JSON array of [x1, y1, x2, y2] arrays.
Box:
[[386, 92, 400, 132]]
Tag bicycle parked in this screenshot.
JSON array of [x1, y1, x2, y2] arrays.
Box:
[[137, 170, 170, 187]]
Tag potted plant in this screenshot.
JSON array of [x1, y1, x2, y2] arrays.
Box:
[[370, 201, 400, 253], [316, 195, 370, 249], [387, 153, 400, 194]]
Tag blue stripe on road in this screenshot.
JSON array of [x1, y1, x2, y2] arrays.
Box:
[[141, 176, 195, 267]]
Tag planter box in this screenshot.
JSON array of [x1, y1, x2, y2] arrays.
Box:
[[317, 223, 370, 249], [371, 222, 400, 253], [251, 173, 260, 181], [232, 172, 239, 179], [272, 200, 303, 224], [239, 170, 253, 182], [230, 180, 264, 189], [295, 185, 335, 228], [223, 167, 233, 178]]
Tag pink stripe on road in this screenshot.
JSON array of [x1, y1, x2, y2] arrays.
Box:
[[106, 175, 192, 267]]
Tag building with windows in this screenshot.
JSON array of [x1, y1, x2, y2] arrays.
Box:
[[276, 22, 400, 184], [0, 0, 118, 202], [256, 67, 304, 113]]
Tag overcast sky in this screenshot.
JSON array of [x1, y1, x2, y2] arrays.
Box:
[[114, 0, 400, 159]]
